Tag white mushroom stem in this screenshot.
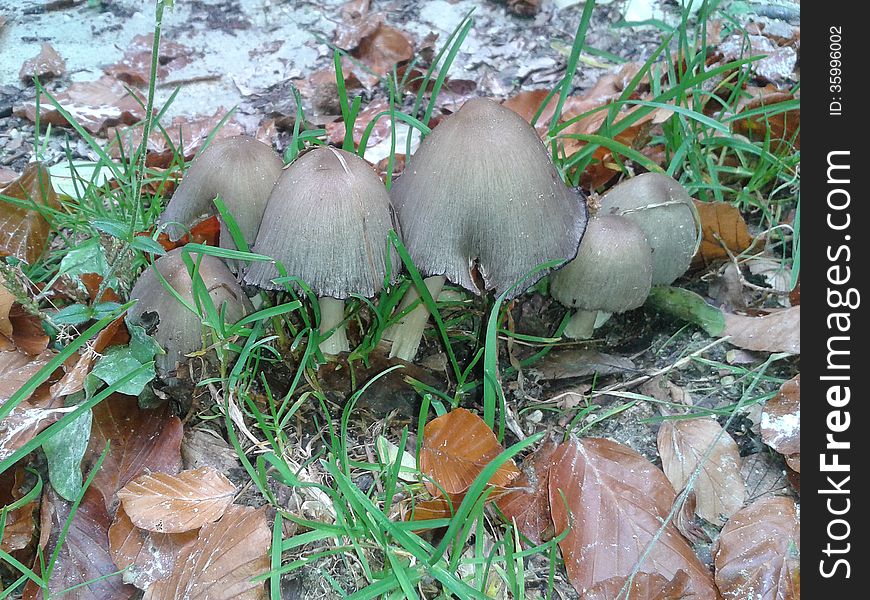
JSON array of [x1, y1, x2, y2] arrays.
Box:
[[563, 309, 598, 340], [318, 297, 349, 355], [384, 275, 446, 361]]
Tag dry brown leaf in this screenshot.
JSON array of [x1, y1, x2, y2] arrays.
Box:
[[549, 438, 718, 597], [585, 570, 697, 600], [0, 350, 61, 462], [107, 110, 244, 168], [15, 75, 147, 135], [108, 506, 199, 590], [419, 408, 520, 500], [0, 467, 37, 553], [658, 418, 745, 525], [732, 89, 800, 150], [23, 487, 137, 600], [723, 307, 800, 354], [104, 33, 191, 86], [741, 452, 792, 504], [761, 375, 800, 471], [118, 467, 236, 533], [143, 505, 270, 600], [353, 23, 414, 76], [0, 283, 14, 339], [691, 200, 753, 268], [503, 89, 558, 132], [406, 495, 456, 524], [0, 167, 18, 187], [495, 441, 558, 546], [325, 98, 391, 149], [0, 163, 59, 265], [19, 42, 66, 82], [84, 394, 183, 509], [714, 496, 800, 600]]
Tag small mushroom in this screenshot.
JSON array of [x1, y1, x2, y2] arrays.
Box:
[[549, 215, 652, 339], [385, 97, 587, 360], [597, 172, 700, 285], [158, 135, 283, 255], [243, 146, 396, 355], [128, 248, 254, 376]]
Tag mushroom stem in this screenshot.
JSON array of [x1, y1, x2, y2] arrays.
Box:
[[318, 297, 349, 355], [384, 275, 446, 361], [563, 309, 598, 339]]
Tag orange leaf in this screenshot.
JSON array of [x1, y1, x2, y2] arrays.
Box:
[[714, 496, 800, 600], [419, 408, 520, 500], [549, 437, 718, 597], [143, 505, 270, 600], [692, 200, 753, 268], [0, 163, 59, 265], [495, 441, 558, 546], [118, 467, 236, 533], [157, 215, 221, 251]]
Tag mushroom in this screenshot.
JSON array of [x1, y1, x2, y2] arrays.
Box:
[[596, 172, 700, 285], [549, 215, 652, 339], [128, 247, 254, 376], [158, 135, 283, 257], [243, 146, 396, 355], [385, 97, 587, 360]]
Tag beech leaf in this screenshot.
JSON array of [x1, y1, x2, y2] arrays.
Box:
[[761, 375, 800, 471], [143, 505, 270, 600], [657, 418, 745, 525], [722, 307, 800, 354], [714, 496, 800, 600], [495, 441, 558, 546], [0, 163, 59, 265], [691, 200, 753, 269], [118, 467, 236, 533], [548, 437, 718, 597]]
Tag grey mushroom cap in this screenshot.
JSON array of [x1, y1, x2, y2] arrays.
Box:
[[244, 146, 397, 298], [158, 135, 283, 248], [128, 248, 254, 376], [390, 97, 587, 299], [550, 215, 653, 313], [597, 172, 700, 286]]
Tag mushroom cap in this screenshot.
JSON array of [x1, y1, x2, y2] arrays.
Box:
[[390, 97, 587, 298], [596, 173, 700, 286], [243, 146, 396, 298], [550, 215, 653, 313], [158, 135, 283, 248], [128, 248, 253, 376]]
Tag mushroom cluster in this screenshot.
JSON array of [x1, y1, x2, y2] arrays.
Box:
[[132, 97, 697, 373], [550, 172, 700, 338]]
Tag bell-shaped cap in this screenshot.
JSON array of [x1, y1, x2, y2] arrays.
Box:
[[128, 248, 253, 376], [158, 135, 283, 249], [390, 97, 587, 298], [244, 147, 396, 298], [597, 173, 700, 285], [550, 215, 652, 313]]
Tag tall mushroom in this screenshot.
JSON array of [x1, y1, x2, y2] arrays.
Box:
[[158, 135, 283, 258], [549, 215, 652, 339], [243, 146, 396, 355], [128, 248, 253, 377], [385, 97, 587, 360], [596, 173, 700, 285]]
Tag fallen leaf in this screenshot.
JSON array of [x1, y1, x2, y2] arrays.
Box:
[[0, 350, 61, 462], [84, 394, 183, 509], [19, 42, 66, 82], [533, 348, 636, 380], [419, 408, 520, 500], [326, 98, 391, 149], [506, 0, 541, 18], [503, 89, 558, 131], [713, 496, 800, 600], [23, 486, 137, 600], [584, 570, 696, 600], [0, 162, 59, 265], [723, 307, 800, 354], [118, 467, 236, 533], [0, 167, 17, 187], [658, 418, 745, 525], [741, 452, 792, 504], [761, 375, 799, 471], [495, 441, 558, 546], [143, 505, 270, 600], [0, 467, 37, 553], [108, 110, 244, 169], [156, 214, 221, 251], [353, 23, 414, 76], [549, 437, 718, 597], [181, 427, 242, 473], [16, 75, 147, 135], [104, 34, 191, 86], [0, 282, 14, 338], [691, 200, 753, 268], [108, 506, 199, 590], [732, 89, 799, 151]]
